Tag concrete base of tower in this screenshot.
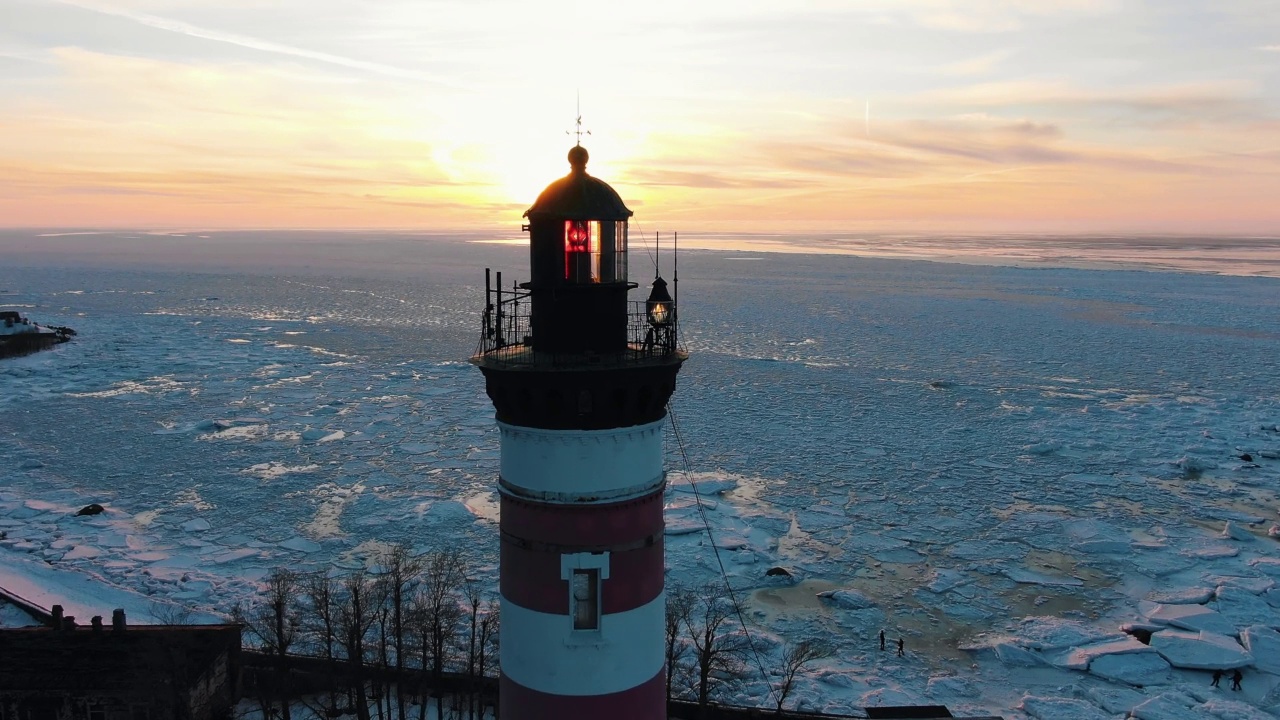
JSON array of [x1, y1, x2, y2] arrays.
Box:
[[499, 667, 665, 720]]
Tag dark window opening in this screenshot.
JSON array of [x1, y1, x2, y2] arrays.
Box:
[[571, 568, 600, 630]]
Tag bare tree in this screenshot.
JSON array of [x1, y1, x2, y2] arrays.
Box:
[[460, 579, 482, 720], [149, 600, 195, 625], [410, 549, 465, 720], [302, 572, 341, 716], [232, 568, 301, 720], [459, 578, 503, 719], [475, 604, 499, 719], [773, 639, 832, 713], [380, 544, 423, 720], [337, 569, 388, 720], [683, 582, 752, 708], [665, 583, 696, 703], [376, 606, 389, 720]]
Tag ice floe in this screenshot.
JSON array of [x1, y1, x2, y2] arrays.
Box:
[[817, 589, 876, 610], [1149, 629, 1253, 669], [1089, 652, 1174, 686], [1019, 695, 1112, 720], [1144, 603, 1240, 636], [1239, 626, 1280, 675]]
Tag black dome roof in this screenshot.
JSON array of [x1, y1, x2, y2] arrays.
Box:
[[523, 146, 632, 221]]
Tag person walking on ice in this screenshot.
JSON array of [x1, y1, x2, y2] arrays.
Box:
[[1231, 669, 1243, 691], [896, 638, 905, 657], [1211, 669, 1223, 687], [879, 630, 886, 651]]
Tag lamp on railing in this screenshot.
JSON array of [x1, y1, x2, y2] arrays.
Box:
[[646, 277, 673, 327]]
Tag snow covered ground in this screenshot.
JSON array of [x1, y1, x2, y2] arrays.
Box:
[[2, 231, 1279, 718]]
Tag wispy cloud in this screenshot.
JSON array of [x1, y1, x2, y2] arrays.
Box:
[[52, 0, 457, 86], [623, 168, 811, 190], [899, 0, 1119, 32], [911, 79, 1269, 126], [1261, 45, 1280, 52]]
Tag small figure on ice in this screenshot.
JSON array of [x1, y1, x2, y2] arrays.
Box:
[[879, 629, 886, 651], [896, 638, 905, 657], [1211, 669, 1223, 687], [1231, 669, 1243, 691]]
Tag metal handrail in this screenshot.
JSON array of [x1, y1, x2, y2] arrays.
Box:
[[474, 290, 681, 368]]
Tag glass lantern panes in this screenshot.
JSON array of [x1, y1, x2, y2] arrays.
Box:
[[564, 221, 628, 284]]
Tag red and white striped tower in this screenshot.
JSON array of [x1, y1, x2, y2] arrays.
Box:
[[471, 144, 685, 720]]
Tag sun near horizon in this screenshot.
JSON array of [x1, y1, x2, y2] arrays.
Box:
[[2, 1, 1278, 238]]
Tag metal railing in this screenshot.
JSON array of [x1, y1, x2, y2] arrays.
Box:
[[474, 291, 681, 369]]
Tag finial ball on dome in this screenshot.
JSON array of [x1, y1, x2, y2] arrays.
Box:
[[568, 145, 589, 172]]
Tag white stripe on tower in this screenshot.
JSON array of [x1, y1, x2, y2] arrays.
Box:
[[498, 419, 665, 502], [500, 593, 665, 695]]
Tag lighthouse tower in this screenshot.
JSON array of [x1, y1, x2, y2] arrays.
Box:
[[471, 145, 685, 719]]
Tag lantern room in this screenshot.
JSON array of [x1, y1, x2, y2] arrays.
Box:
[[521, 145, 635, 355], [473, 143, 686, 431]]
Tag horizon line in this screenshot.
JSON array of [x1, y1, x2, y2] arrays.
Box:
[[3, 227, 1279, 240]]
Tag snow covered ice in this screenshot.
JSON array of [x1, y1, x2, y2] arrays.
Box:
[[2, 231, 1280, 718]]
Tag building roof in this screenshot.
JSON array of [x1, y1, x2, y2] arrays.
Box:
[[524, 146, 632, 221]]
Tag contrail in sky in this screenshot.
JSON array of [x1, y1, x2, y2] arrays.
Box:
[[54, 0, 460, 88]]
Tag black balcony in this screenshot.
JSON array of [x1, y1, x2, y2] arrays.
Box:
[[473, 285, 681, 370]]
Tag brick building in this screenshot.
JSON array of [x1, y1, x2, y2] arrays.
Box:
[[0, 609, 241, 720]]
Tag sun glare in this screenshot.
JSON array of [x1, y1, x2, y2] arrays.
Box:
[[427, 86, 647, 211]]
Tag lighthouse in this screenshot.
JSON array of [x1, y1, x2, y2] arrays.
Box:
[[471, 144, 685, 719]]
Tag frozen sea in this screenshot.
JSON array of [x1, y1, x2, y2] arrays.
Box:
[[2, 230, 1280, 719]]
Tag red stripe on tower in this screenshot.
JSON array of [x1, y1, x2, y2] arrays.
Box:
[[500, 493, 665, 614]]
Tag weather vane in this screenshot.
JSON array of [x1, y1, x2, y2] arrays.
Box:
[[567, 93, 591, 146]]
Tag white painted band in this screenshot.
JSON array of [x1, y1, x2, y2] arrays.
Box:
[[560, 551, 610, 579], [500, 592, 665, 696], [498, 419, 665, 503]]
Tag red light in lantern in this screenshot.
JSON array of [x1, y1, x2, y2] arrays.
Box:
[[563, 220, 601, 281], [565, 221, 589, 253]]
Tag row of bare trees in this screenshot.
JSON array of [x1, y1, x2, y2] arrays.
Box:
[[234, 554, 831, 718], [231, 545, 498, 720]]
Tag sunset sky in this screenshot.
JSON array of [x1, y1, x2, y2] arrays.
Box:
[[2, 0, 1278, 234]]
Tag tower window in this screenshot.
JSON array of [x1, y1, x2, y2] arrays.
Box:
[[563, 220, 628, 283], [607, 221, 628, 282], [564, 220, 600, 283], [571, 569, 600, 630], [561, 551, 609, 633]]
